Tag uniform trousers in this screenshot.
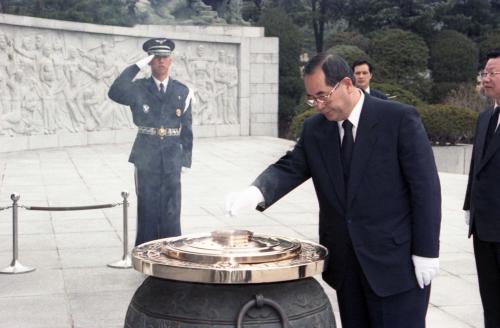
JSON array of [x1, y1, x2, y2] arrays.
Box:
[[336, 246, 431, 328], [134, 167, 181, 246], [473, 235, 500, 328]]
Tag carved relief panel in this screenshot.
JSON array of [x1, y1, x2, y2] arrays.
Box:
[[0, 25, 240, 137]]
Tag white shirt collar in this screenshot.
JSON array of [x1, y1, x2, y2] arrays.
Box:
[[338, 90, 365, 140], [153, 76, 169, 91], [365, 86, 371, 94], [494, 102, 500, 130]]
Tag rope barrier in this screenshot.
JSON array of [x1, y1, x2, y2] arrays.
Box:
[[22, 203, 122, 211], [0, 191, 132, 274]]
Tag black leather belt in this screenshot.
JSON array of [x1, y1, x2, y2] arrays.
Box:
[[138, 126, 180, 137]]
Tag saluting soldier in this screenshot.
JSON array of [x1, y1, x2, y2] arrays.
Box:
[[108, 37, 193, 246]]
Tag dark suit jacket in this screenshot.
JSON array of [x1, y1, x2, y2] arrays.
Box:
[[464, 106, 500, 242], [369, 88, 388, 100], [253, 95, 441, 297], [108, 65, 193, 173]]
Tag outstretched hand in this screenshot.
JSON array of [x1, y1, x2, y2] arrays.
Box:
[[224, 186, 264, 217]]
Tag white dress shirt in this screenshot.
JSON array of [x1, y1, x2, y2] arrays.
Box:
[[338, 91, 365, 143]]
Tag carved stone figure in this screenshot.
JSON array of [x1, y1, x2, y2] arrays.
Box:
[[39, 43, 66, 134], [133, 0, 245, 25], [183, 44, 217, 124], [63, 47, 87, 131], [225, 54, 238, 123]]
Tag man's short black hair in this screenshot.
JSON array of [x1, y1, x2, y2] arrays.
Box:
[[352, 60, 373, 73], [486, 50, 500, 60], [303, 53, 356, 87]]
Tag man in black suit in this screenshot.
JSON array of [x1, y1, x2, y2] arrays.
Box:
[[226, 53, 441, 328], [108, 38, 193, 246], [352, 60, 388, 100], [464, 50, 500, 328]]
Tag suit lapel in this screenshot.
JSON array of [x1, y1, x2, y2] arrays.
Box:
[[315, 119, 346, 212], [347, 97, 378, 209], [479, 107, 499, 172]]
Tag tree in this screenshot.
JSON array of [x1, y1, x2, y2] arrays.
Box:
[[478, 29, 500, 65], [434, 0, 499, 37], [1, 0, 136, 26], [324, 31, 370, 52], [326, 45, 371, 67], [344, 0, 443, 38], [309, 0, 346, 52], [428, 29, 478, 102], [242, 0, 309, 25], [369, 28, 428, 82], [368, 28, 431, 99], [429, 30, 478, 83], [258, 7, 304, 137]]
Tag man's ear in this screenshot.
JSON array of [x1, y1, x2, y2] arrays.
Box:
[[344, 78, 357, 92]]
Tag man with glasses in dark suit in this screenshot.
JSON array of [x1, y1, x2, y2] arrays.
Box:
[[226, 53, 441, 328], [464, 50, 500, 328]]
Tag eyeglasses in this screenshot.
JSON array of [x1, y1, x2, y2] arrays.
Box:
[[305, 83, 340, 107], [479, 71, 500, 79]]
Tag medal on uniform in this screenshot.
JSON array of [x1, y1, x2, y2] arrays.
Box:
[[143, 104, 150, 113], [176, 108, 181, 117]]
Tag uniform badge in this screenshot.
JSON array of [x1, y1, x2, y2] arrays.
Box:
[[143, 104, 150, 113], [176, 108, 182, 117]]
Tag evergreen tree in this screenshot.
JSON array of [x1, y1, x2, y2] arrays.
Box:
[[1, 0, 136, 26], [258, 7, 304, 137]]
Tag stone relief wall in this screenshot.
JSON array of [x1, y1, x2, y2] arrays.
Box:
[[0, 25, 239, 138], [173, 43, 239, 125]]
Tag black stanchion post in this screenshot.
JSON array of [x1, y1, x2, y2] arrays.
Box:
[[0, 193, 35, 274], [108, 190, 132, 269]]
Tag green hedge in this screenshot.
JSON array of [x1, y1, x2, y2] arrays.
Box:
[[324, 31, 371, 52], [370, 82, 424, 106], [326, 45, 372, 67], [429, 30, 478, 84], [287, 102, 478, 146], [479, 29, 500, 64], [287, 102, 316, 140], [368, 29, 428, 82], [418, 104, 478, 145]]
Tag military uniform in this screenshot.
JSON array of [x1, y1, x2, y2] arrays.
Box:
[[108, 38, 192, 246]]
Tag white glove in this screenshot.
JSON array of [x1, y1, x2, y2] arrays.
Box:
[[136, 54, 155, 69], [225, 186, 264, 217], [464, 210, 470, 226], [412, 255, 439, 289]]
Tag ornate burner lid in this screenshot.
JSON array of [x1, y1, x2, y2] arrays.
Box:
[[132, 230, 328, 284]]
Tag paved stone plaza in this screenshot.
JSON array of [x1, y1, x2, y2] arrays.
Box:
[[0, 137, 483, 327]]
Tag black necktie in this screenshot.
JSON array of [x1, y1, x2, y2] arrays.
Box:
[[159, 82, 165, 94], [484, 106, 500, 155], [341, 120, 354, 182]]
